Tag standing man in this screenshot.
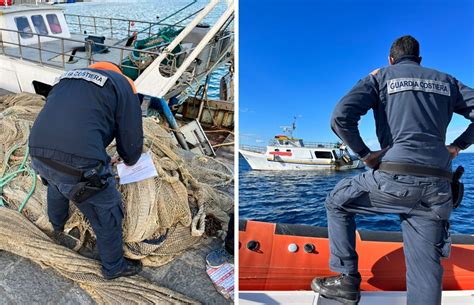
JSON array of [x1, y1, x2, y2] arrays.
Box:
[[311, 36, 474, 305], [29, 62, 144, 280]]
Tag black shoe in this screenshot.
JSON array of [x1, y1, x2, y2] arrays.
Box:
[[104, 259, 143, 280], [51, 231, 78, 250], [311, 273, 361, 305], [78, 244, 101, 261]]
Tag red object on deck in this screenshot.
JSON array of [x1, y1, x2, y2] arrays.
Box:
[[0, 0, 13, 5], [239, 220, 474, 291]]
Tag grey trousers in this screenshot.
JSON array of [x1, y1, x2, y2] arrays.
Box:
[[326, 169, 452, 305]]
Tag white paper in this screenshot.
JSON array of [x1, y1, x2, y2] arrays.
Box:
[[116, 153, 158, 185]]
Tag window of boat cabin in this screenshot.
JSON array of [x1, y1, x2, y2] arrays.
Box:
[[315, 151, 333, 159], [32, 15, 49, 35], [14, 16, 33, 38], [46, 14, 62, 34]]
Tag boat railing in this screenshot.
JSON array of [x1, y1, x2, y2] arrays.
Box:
[[301, 142, 342, 149], [64, 1, 201, 41], [240, 145, 266, 153], [0, 26, 233, 99], [64, 14, 186, 41], [0, 22, 232, 86], [267, 139, 342, 149], [0, 27, 158, 73]]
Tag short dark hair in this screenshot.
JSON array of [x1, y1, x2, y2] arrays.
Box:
[[389, 35, 420, 62]]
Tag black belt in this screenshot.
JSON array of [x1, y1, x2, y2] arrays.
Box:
[[36, 157, 99, 177], [379, 162, 452, 181]]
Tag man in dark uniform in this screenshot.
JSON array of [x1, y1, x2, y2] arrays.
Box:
[[29, 62, 144, 280], [311, 36, 474, 305]]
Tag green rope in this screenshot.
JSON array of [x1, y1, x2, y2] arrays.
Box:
[[0, 144, 36, 212], [18, 168, 36, 213]]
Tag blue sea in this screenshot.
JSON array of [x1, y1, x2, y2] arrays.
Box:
[[239, 153, 474, 234], [61, 0, 228, 99]]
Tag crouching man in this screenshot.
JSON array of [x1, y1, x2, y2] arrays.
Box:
[[29, 62, 144, 280]]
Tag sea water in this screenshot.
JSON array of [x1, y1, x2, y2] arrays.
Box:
[[239, 154, 474, 234]]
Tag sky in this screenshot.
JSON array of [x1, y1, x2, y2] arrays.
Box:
[[239, 0, 474, 152]]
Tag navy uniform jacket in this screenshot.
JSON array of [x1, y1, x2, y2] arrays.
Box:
[[29, 68, 143, 166], [331, 57, 474, 171]]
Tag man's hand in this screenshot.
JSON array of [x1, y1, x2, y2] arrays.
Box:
[[363, 147, 389, 169], [110, 156, 121, 166], [446, 145, 461, 160]]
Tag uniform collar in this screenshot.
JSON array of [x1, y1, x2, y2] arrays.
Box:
[[393, 55, 421, 65]]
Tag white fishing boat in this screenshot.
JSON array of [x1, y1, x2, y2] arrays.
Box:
[[240, 120, 364, 171], [0, 0, 234, 153]]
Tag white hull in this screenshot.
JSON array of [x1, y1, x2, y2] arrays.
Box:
[[0, 55, 62, 93], [240, 290, 474, 305], [240, 149, 365, 171]]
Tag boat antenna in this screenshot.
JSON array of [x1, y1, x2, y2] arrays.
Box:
[[280, 116, 297, 138]]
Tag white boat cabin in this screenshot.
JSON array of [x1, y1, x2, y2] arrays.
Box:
[[0, 5, 71, 45], [266, 135, 349, 164]]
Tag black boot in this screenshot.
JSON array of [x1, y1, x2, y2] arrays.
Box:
[[51, 230, 78, 250], [311, 273, 361, 305], [104, 258, 143, 280]]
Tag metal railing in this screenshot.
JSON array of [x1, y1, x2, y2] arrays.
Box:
[[301, 142, 342, 149], [240, 145, 266, 153], [0, 25, 233, 91], [65, 14, 165, 40], [63, 1, 201, 41], [266, 139, 342, 149], [0, 27, 160, 73]]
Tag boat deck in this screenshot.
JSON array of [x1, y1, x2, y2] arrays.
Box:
[[239, 290, 474, 305], [1, 33, 132, 70]]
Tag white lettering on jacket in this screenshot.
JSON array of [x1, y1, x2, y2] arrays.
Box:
[[387, 78, 450, 96], [58, 70, 108, 87]]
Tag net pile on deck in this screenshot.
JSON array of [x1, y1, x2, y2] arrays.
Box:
[[0, 93, 234, 304]]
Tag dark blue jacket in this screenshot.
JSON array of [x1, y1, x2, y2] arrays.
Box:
[[331, 57, 474, 171], [29, 68, 143, 166]]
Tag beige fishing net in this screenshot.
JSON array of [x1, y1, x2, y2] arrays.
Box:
[[0, 93, 234, 304]]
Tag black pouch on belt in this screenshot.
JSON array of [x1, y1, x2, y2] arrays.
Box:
[[70, 168, 109, 204], [37, 157, 109, 203], [70, 181, 108, 203], [451, 166, 464, 209]]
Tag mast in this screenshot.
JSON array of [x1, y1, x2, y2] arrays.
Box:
[[281, 116, 297, 139]]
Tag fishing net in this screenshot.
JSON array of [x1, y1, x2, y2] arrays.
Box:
[[0, 93, 234, 304]]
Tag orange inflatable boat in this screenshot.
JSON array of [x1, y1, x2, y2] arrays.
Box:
[[239, 220, 474, 292]]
